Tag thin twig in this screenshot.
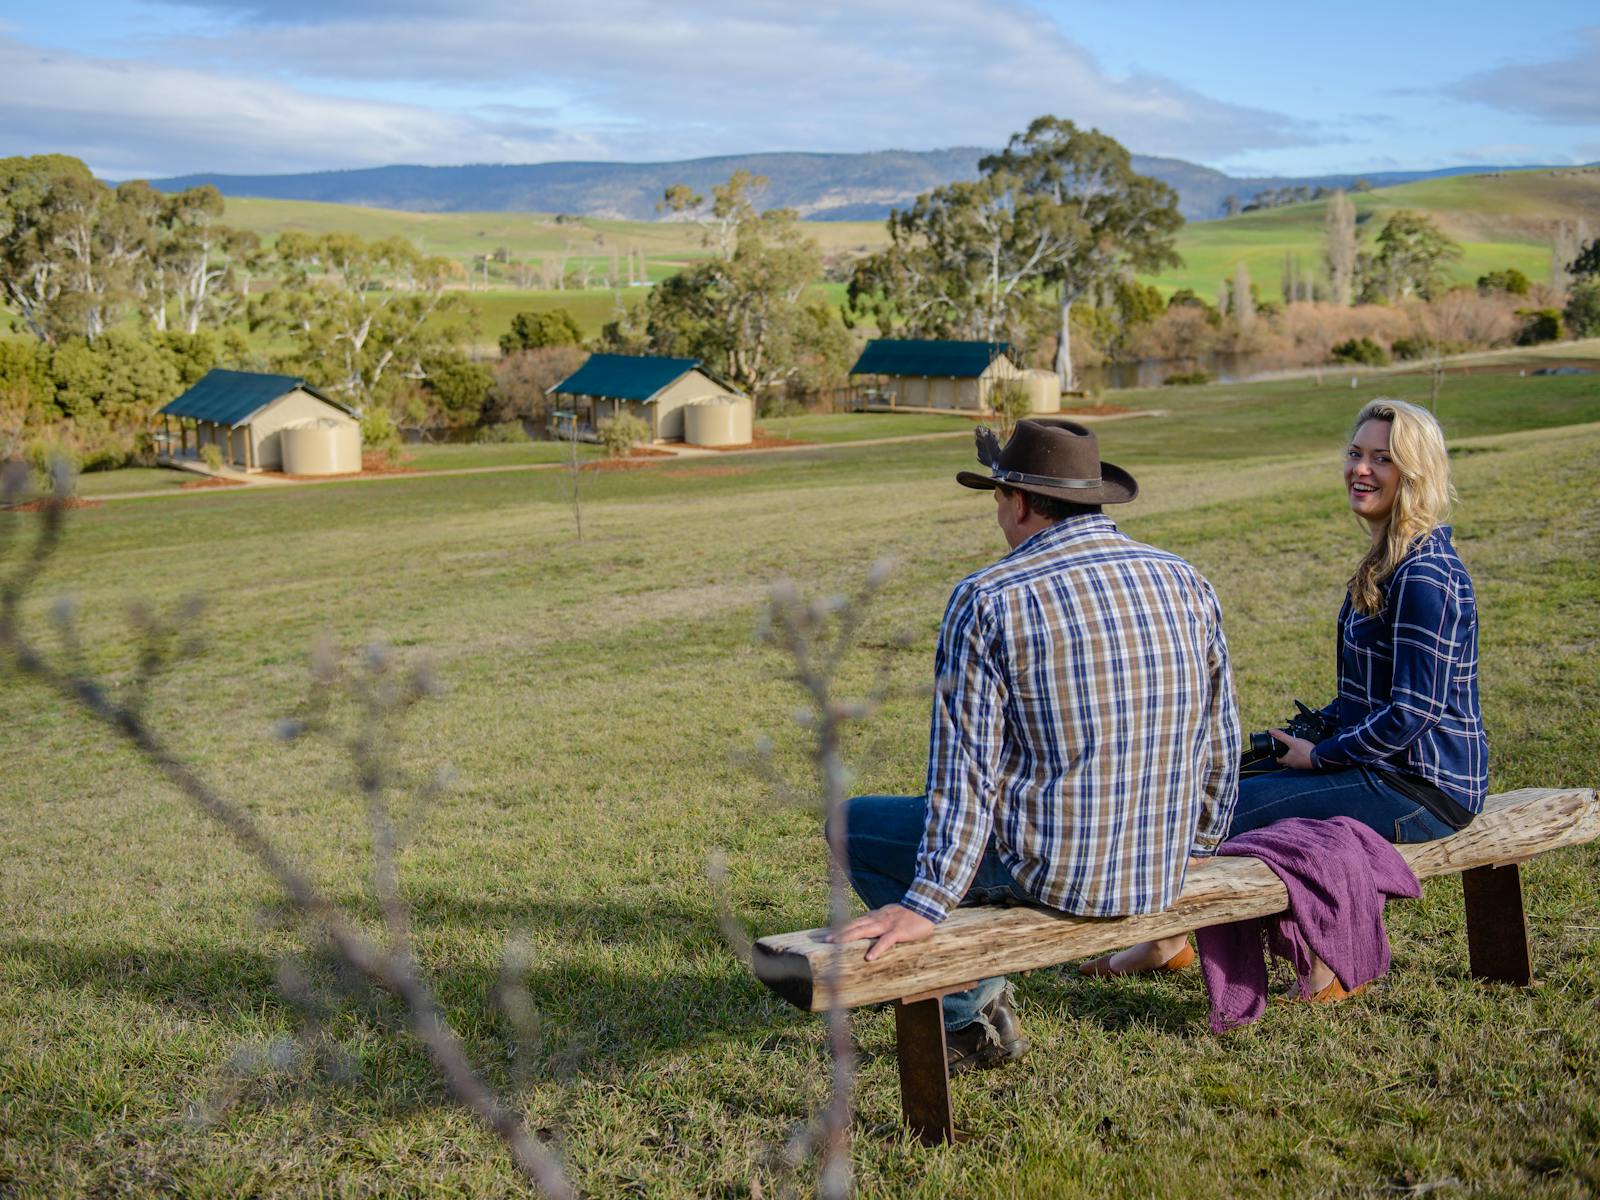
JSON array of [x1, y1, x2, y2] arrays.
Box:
[[740, 559, 896, 1200], [0, 475, 573, 1199]]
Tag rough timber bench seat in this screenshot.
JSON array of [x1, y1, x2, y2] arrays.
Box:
[[752, 787, 1600, 1145]]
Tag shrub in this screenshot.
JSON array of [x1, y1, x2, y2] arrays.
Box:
[[596, 412, 650, 458], [421, 354, 493, 430], [1161, 370, 1212, 386], [1330, 336, 1390, 366], [359, 407, 403, 459], [485, 346, 587, 427], [1563, 282, 1600, 338], [1515, 308, 1564, 346], [1476, 268, 1531, 296], [499, 308, 584, 354], [26, 437, 81, 485], [473, 420, 531, 444], [200, 444, 224, 472], [987, 380, 1032, 434], [1391, 336, 1425, 361]]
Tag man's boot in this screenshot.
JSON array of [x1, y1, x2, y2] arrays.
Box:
[[945, 985, 1029, 1075]]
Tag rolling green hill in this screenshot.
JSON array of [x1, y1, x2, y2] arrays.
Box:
[[216, 167, 1600, 345], [1143, 167, 1600, 299]]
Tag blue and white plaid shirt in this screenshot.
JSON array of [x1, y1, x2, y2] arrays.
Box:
[[903, 514, 1241, 923], [1310, 526, 1487, 812]]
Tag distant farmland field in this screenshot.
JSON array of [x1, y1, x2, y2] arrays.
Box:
[[218, 167, 1600, 345]]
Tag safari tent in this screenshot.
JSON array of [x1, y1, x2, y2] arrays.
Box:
[[157, 370, 361, 474], [547, 354, 744, 442], [849, 339, 1056, 414]]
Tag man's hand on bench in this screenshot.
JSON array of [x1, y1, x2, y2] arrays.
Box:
[[826, 903, 936, 961]]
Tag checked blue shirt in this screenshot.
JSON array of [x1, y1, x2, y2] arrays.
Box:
[[1310, 526, 1488, 813], [903, 514, 1241, 923]]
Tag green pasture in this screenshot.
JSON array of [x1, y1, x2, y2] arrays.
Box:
[[1142, 166, 1600, 299], [1145, 210, 1549, 302], [3, 367, 1599, 1197], [218, 169, 1600, 337], [225, 197, 889, 262]]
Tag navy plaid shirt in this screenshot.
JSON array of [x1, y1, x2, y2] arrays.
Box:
[[1311, 526, 1488, 812], [903, 515, 1241, 923]]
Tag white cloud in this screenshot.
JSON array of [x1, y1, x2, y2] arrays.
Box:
[[0, 36, 624, 176], [1444, 28, 1600, 126], [0, 0, 1320, 176]]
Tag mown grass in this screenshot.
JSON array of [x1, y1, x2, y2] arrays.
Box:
[[2, 367, 1598, 1197], [398, 441, 601, 471]]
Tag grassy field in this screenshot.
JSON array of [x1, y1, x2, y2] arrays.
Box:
[[3, 366, 1599, 1197], [1143, 166, 1600, 300]]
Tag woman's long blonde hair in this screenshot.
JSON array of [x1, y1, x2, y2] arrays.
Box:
[[1348, 398, 1455, 614]]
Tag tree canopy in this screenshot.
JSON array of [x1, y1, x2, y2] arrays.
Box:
[[0, 155, 256, 346], [847, 116, 1182, 387], [252, 231, 474, 412], [609, 172, 851, 400], [1359, 210, 1462, 302]]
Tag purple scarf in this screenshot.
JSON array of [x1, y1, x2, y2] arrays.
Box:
[[1196, 817, 1420, 1033]]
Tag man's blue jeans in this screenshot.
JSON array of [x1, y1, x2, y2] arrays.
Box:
[[828, 794, 1033, 1031], [1231, 766, 1456, 842]]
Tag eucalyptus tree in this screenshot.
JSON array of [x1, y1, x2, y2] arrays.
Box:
[[260, 232, 472, 410], [1, 155, 255, 344], [848, 116, 1182, 389], [1360, 210, 1462, 302], [845, 172, 1059, 349], [978, 118, 1183, 388], [632, 172, 851, 398]]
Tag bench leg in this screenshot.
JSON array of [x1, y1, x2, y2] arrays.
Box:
[[893, 997, 955, 1145], [1462, 863, 1534, 986]]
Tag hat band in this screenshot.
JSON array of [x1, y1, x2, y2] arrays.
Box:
[[992, 467, 1103, 489]]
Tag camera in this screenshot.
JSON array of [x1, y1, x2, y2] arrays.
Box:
[[1241, 700, 1339, 771]]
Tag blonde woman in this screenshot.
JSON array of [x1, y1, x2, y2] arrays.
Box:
[[1085, 399, 1486, 983]]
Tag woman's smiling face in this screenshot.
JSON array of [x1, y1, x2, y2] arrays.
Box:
[[1345, 418, 1399, 526]]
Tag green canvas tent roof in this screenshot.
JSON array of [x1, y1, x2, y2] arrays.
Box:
[[158, 369, 351, 425], [548, 354, 720, 402], [849, 339, 1011, 378]]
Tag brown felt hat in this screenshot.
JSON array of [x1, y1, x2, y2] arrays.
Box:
[[955, 419, 1138, 505]]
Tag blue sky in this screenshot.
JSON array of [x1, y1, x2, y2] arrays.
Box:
[[2, 0, 1596, 179]]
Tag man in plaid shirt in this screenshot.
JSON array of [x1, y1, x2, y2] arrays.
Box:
[[830, 419, 1240, 1072]]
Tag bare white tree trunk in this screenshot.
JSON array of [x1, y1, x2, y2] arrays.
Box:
[[1326, 190, 1358, 307], [1233, 263, 1255, 333], [1055, 287, 1075, 391]]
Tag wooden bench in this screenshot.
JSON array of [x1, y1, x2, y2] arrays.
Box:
[[752, 787, 1600, 1145]]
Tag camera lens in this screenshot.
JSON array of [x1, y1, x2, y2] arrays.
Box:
[[1248, 731, 1281, 759]]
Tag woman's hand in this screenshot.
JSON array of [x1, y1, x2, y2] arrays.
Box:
[[1270, 729, 1317, 770]]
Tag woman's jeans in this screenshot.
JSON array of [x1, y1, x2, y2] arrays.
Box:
[[828, 794, 1032, 1031], [1230, 766, 1456, 842]]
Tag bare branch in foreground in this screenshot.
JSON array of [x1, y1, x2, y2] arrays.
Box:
[[727, 560, 897, 1200], [0, 472, 572, 1199]]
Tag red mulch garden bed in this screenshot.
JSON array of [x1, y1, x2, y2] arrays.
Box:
[[686, 428, 813, 451], [582, 447, 675, 471], [261, 451, 419, 482], [4, 496, 103, 511]]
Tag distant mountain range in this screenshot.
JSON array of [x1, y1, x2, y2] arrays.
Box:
[[140, 151, 1555, 223]]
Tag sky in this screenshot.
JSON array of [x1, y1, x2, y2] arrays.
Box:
[[2, 0, 1597, 181]]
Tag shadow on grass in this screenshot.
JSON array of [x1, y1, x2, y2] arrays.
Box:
[[3, 898, 806, 1077], [1021, 968, 1211, 1036]]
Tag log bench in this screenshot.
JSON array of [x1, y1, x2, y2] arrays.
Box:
[[752, 787, 1600, 1145]]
